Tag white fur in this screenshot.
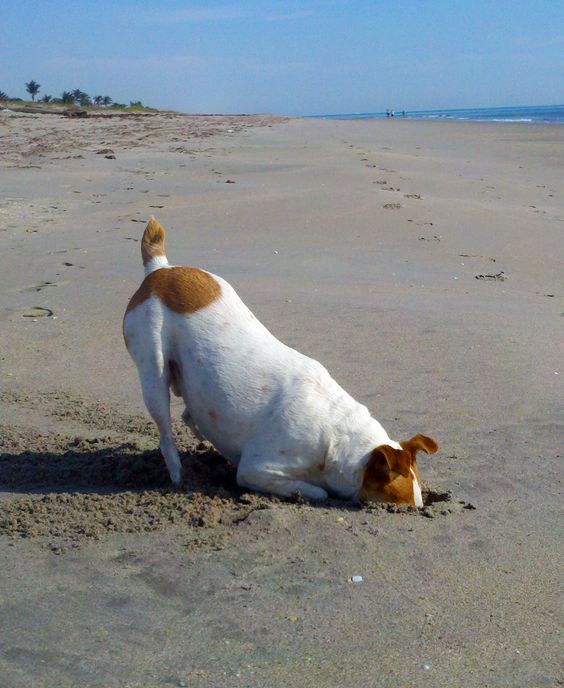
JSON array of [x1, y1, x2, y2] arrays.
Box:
[[124, 264, 417, 500], [145, 255, 168, 276], [410, 468, 423, 508]]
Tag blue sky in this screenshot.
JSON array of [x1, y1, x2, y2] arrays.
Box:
[[1, 0, 562, 114]]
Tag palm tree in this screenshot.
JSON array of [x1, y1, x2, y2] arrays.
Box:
[[41, 94, 52, 103], [25, 80, 41, 101], [61, 91, 74, 104], [102, 95, 112, 107], [93, 95, 103, 107], [0, 91, 8, 101]]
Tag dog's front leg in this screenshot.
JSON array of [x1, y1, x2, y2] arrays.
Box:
[[236, 452, 328, 501]]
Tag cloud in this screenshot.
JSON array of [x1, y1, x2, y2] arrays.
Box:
[[127, 5, 313, 25], [44, 55, 220, 71], [265, 10, 314, 22], [133, 6, 250, 24]]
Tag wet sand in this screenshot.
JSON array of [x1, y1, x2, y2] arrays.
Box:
[[0, 110, 562, 687]]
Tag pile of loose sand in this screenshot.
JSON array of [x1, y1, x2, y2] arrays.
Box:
[[0, 420, 463, 553]]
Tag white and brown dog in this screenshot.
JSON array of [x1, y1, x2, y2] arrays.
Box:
[[123, 218, 438, 505]]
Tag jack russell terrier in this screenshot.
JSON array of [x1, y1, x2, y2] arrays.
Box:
[[123, 218, 438, 506]]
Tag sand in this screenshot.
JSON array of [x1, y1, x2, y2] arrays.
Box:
[[0, 110, 562, 687]]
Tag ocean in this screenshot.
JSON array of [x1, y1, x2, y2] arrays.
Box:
[[308, 104, 564, 124]]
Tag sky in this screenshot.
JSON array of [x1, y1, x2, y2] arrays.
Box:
[[1, 0, 563, 115]]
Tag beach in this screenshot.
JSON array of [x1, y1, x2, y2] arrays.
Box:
[[0, 110, 562, 687]]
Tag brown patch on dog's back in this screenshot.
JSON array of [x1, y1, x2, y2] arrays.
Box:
[[125, 267, 221, 315]]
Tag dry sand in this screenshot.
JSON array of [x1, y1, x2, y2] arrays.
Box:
[[0, 109, 562, 687]]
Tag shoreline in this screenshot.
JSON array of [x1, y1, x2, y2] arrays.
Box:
[[305, 102, 564, 125], [309, 116, 564, 126]]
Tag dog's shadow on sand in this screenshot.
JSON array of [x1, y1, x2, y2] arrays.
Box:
[[0, 440, 465, 548], [0, 439, 236, 496], [0, 438, 454, 509]]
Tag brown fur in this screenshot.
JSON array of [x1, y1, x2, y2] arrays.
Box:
[[359, 434, 438, 505], [125, 266, 221, 315], [141, 216, 166, 266], [400, 434, 438, 456]]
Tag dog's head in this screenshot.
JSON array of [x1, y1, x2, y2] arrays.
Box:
[[359, 434, 438, 506]]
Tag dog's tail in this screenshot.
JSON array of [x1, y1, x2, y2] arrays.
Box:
[[141, 216, 169, 275]]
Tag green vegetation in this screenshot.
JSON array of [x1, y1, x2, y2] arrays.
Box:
[[0, 82, 158, 112], [25, 80, 40, 101]]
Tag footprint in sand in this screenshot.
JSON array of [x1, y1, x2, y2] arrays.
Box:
[[60, 261, 85, 269], [404, 194, 422, 200], [22, 306, 54, 318], [21, 282, 57, 293], [475, 271, 507, 282], [459, 254, 496, 263], [383, 203, 402, 210]]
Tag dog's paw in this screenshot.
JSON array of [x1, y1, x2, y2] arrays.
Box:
[[169, 468, 183, 487], [295, 485, 328, 501]]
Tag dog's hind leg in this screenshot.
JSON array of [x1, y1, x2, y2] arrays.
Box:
[[181, 407, 205, 442], [167, 358, 205, 442], [139, 367, 183, 485], [168, 359, 183, 397]]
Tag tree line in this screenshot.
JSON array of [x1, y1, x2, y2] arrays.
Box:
[[0, 81, 146, 109]]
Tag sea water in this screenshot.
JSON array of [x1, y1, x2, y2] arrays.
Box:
[[309, 104, 564, 124]]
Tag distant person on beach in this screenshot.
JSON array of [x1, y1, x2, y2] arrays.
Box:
[[402, 110, 406, 117]]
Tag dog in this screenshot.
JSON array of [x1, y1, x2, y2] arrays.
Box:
[[123, 217, 438, 505]]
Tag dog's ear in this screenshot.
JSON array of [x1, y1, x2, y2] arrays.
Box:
[[400, 434, 438, 456], [369, 445, 412, 480]]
